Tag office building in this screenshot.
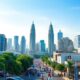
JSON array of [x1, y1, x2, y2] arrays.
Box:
[[58, 30, 63, 41], [20, 36, 26, 54], [58, 30, 63, 50], [39, 40, 46, 53], [14, 36, 19, 52], [58, 37, 74, 52], [0, 34, 7, 51], [7, 38, 12, 51]]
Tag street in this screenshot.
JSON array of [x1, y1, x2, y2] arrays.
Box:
[[32, 59, 67, 80]]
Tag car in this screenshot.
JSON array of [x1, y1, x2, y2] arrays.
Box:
[[6, 76, 24, 80]]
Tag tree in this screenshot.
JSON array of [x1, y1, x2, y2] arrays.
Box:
[[2, 52, 16, 60], [67, 61, 73, 68], [0, 52, 33, 75], [47, 60, 51, 66], [66, 61, 73, 77], [17, 54, 33, 72], [13, 60, 22, 75], [0, 56, 5, 70], [55, 64, 66, 72], [51, 61, 57, 69], [41, 55, 48, 64]]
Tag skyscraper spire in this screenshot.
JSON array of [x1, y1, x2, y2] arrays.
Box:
[[48, 23, 54, 56], [30, 22, 36, 55]]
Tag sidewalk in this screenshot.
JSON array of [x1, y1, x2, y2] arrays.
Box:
[[63, 77, 70, 80]]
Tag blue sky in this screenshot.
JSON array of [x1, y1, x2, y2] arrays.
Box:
[[0, 0, 80, 47]]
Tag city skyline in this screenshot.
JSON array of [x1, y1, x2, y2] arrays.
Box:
[[0, 0, 80, 47]]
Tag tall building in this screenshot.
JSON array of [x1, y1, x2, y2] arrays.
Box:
[[39, 40, 46, 53], [58, 30, 63, 41], [30, 22, 36, 54], [58, 37, 74, 52], [35, 43, 39, 53], [14, 36, 19, 52], [48, 23, 54, 56], [0, 34, 7, 51], [58, 30, 63, 50], [74, 35, 80, 49], [20, 36, 26, 54], [7, 38, 12, 51]]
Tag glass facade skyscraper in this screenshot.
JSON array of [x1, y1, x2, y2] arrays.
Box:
[[30, 22, 36, 54], [39, 40, 45, 53], [0, 34, 7, 51], [58, 30, 63, 50], [7, 38, 12, 51], [58, 30, 63, 41], [20, 36, 26, 54], [14, 36, 19, 52], [48, 23, 54, 56]]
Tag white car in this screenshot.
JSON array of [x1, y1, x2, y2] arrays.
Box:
[[6, 76, 24, 80]]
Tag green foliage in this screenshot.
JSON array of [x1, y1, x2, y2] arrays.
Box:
[[41, 56, 67, 72], [0, 56, 5, 70], [41, 55, 48, 63], [67, 61, 73, 68], [47, 60, 51, 65], [17, 54, 33, 72], [55, 64, 66, 72], [51, 61, 57, 69], [0, 52, 33, 75], [2, 52, 16, 60], [13, 60, 22, 75]]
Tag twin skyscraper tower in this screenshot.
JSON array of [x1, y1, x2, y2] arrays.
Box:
[[30, 22, 55, 57]]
